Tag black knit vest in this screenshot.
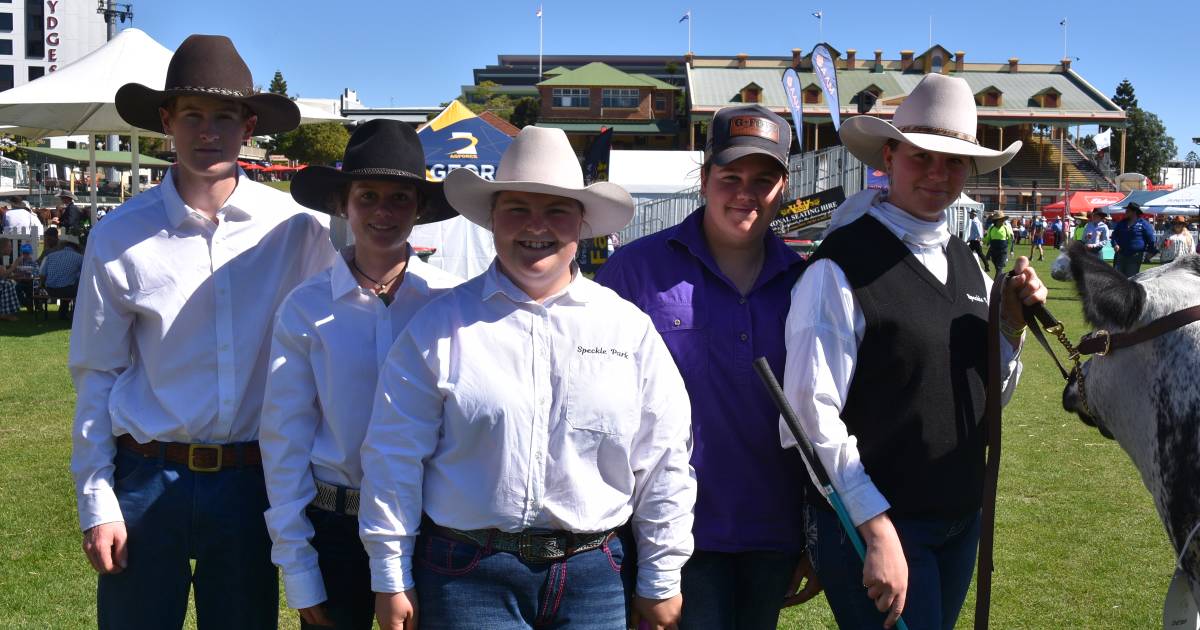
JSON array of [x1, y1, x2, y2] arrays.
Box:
[[810, 215, 989, 520]]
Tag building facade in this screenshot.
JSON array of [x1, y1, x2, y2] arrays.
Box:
[[536, 62, 681, 152], [0, 0, 107, 92]]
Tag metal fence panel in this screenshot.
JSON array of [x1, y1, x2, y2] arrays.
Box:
[[615, 146, 865, 245]]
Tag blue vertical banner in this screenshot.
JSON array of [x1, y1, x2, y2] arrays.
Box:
[[578, 127, 615, 274], [810, 44, 841, 130], [781, 68, 805, 153]]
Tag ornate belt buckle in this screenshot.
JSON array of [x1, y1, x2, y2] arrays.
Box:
[[188, 444, 223, 472]]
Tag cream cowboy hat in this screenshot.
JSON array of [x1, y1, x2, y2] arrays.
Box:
[[443, 126, 634, 238], [840, 73, 1021, 175]]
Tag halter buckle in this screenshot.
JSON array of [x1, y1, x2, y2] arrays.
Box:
[[1091, 330, 1113, 357]]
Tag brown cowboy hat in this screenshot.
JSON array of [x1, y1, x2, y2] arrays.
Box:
[[115, 35, 299, 135]]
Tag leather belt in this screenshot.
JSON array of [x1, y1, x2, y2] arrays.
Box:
[[311, 479, 360, 516], [116, 434, 262, 472], [425, 519, 616, 563]]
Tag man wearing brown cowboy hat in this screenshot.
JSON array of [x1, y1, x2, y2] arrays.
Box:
[[58, 191, 84, 235], [68, 34, 336, 629]]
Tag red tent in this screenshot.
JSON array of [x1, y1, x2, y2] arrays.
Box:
[[1041, 191, 1126, 218], [237, 161, 265, 171]]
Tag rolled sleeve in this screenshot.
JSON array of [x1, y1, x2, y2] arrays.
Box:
[[260, 302, 326, 609], [629, 324, 696, 599], [359, 330, 445, 593], [68, 250, 134, 531]]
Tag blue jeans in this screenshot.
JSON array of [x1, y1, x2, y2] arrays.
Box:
[[97, 448, 278, 630], [807, 506, 980, 630], [299, 507, 373, 630], [678, 550, 803, 630], [413, 530, 628, 629], [1113, 251, 1144, 278]]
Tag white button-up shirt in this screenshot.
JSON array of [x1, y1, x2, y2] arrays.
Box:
[[260, 248, 461, 609], [359, 263, 696, 599], [783, 199, 1022, 526], [69, 168, 336, 531]]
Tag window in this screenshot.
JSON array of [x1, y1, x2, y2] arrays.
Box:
[[976, 91, 1001, 107], [602, 88, 639, 108], [654, 94, 667, 111], [27, 65, 43, 81], [803, 87, 821, 105], [552, 87, 590, 108], [0, 64, 12, 91], [0, 39, 10, 55], [742, 88, 761, 103], [0, 13, 12, 32], [1043, 93, 1059, 108], [25, 0, 43, 58]]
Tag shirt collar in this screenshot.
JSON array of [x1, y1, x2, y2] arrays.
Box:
[[331, 244, 424, 302], [481, 259, 594, 306], [667, 206, 803, 292], [161, 167, 255, 229]]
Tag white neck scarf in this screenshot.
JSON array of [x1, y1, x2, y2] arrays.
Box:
[[871, 198, 951, 250]]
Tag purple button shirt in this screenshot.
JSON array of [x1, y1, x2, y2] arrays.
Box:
[[596, 207, 807, 553]]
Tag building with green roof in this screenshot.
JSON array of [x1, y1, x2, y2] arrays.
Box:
[[535, 62, 684, 152], [686, 44, 1126, 208]]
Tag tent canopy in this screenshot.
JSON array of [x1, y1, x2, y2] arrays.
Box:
[[1041, 191, 1126, 217], [26, 146, 170, 167], [1143, 184, 1200, 208], [1104, 189, 1172, 211], [608, 150, 702, 194], [409, 101, 514, 279]]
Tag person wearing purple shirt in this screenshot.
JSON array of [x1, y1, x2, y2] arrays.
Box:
[[596, 104, 819, 629]]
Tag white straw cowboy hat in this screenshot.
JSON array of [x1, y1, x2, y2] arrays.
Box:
[[840, 73, 1021, 175], [443, 126, 634, 238]]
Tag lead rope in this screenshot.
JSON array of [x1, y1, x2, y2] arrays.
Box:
[[974, 267, 1007, 630], [1178, 521, 1200, 570]]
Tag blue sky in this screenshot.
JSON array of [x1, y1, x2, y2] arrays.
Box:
[[133, 0, 1197, 159]]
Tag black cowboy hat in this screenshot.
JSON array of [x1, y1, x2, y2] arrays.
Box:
[[290, 119, 456, 224], [115, 34, 300, 135]]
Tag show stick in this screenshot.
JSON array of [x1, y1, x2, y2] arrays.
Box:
[[753, 357, 910, 630]]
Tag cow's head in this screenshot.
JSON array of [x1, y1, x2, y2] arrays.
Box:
[[1060, 241, 1200, 445]]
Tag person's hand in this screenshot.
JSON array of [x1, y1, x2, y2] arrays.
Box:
[[299, 603, 334, 627], [858, 514, 907, 629], [632, 594, 682, 630], [82, 521, 128, 574], [1001, 256, 1048, 333], [375, 590, 418, 630], [782, 552, 822, 607]]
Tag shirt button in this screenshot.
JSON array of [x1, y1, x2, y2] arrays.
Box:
[[738, 297, 746, 305], [739, 332, 748, 342], [673, 318, 682, 327]]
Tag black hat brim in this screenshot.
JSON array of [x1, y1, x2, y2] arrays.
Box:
[[290, 166, 457, 225], [115, 83, 301, 135]]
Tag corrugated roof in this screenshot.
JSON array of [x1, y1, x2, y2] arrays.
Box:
[[537, 120, 679, 134], [543, 66, 570, 76], [539, 62, 678, 89], [25, 147, 171, 167], [689, 66, 1122, 120]]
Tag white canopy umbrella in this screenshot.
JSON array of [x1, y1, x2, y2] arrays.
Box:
[[1142, 184, 1200, 208], [0, 27, 171, 215]]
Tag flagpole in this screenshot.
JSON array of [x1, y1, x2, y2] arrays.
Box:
[[688, 9, 692, 53], [538, 6, 543, 78], [1061, 18, 1067, 60]]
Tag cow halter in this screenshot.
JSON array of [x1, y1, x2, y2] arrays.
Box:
[[1024, 303, 1200, 420]]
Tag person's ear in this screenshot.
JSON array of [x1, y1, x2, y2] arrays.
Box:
[[158, 107, 173, 135], [243, 115, 258, 142]]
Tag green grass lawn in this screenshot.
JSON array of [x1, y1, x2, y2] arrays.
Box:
[[0, 256, 1173, 628]]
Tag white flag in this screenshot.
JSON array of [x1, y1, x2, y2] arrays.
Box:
[[1094, 128, 1112, 152]]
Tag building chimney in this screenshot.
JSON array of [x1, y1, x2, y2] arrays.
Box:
[[1008, 57, 1019, 73], [900, 50, 914, 71], [845, 49, 856, 69], [955, 51, 965, 73], [1060, 57, 1072, 72], [873, 49, 883, 71], [684, 52, 694, 67], [736, 53, 749, 68], [792, 48, 802, 68]]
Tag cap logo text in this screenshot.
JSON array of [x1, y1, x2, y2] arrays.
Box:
[[728, 116, 780, 142]]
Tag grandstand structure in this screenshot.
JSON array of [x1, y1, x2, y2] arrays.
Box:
[[684, 44, 1126, 212]]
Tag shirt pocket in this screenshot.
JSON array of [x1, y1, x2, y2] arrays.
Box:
[[565, 346, 639, 436], [648, 303, 708, 381]]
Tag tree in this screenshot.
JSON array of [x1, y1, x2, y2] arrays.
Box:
[[509, 97, 540, 129], [1186, 150, 1199, 165], [1111, 79, 1137, 111], [1124, 108, 1177, 183], [274, 122, 349, 165], [268, 70, 288, 96]]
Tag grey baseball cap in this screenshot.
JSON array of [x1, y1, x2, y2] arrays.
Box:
[[706, 104, 791, 171]]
